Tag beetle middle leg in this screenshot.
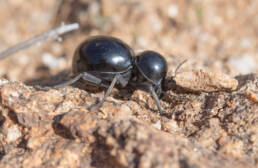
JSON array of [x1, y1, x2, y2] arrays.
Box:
[[88, 74, 127, 110]]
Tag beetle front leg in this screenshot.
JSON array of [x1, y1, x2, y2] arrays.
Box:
[[130, 82, 163, 114]]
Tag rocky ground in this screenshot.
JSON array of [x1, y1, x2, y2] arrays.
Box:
[[0, 0, 257, 168]]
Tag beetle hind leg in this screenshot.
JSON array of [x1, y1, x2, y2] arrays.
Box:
[[53, 72, 122, 111], [53, 72, 109, 89]]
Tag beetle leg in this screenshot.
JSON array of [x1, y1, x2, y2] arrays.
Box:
[[54, 72, 108, 89], [117, 74, 127, 87], [81, 72, 106, 87], [89, 74, 119, 110], [131, 83, 163, 114], [54, 73, 83, 88]]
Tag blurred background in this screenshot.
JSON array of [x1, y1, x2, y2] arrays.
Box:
[[0, 0, 257, 84]]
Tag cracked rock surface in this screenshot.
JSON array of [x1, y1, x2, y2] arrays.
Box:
[[0, 73, 257, 168]]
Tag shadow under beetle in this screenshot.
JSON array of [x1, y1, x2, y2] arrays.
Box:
[[55, 36, 167, 114]]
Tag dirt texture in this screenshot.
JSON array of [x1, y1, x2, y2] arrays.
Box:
[[0, 0, 257, 168], [0, 74, 257, 168]]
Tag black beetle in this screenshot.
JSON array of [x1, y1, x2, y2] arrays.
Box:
[[56, 36, 167, 114]]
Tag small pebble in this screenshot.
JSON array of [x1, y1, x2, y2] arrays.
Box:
[[245, 90, 258, 103], [228, 54, 256, 74], [152, 120, 161, 130], [240, 38, 252, 48], [6, 125, 22, 143], [168, 4, 178, 18], [42, 53, 66, 69], [161, 120, 181, 134]]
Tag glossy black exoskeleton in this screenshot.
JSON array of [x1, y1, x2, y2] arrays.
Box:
[[132, 51, 167, 113], [72, 36, 134, 88], [134, 50, 167, 92], [56, 36, 167, 114]]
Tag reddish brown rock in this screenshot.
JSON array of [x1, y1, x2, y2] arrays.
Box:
[[0, 73, 257, 167], [173, 69, 239, 92]]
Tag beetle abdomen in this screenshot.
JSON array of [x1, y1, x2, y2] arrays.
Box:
[[72, 36, 133, 76]]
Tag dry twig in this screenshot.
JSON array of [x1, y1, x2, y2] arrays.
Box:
[[0, 23, 79, 59]]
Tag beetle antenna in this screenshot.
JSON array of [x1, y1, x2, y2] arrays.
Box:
[[172, 59, 187, 78]]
